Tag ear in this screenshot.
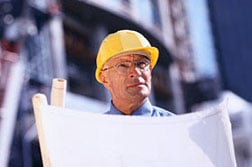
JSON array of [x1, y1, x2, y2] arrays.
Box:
[[100, 71, 108, 84], [150, 66, 153, 72], [100, 72, 112, 91]]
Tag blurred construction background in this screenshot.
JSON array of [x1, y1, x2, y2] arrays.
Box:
[[0, 0, 252, 166]]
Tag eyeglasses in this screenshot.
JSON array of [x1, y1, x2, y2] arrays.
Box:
[[102, 57, 151, 75]]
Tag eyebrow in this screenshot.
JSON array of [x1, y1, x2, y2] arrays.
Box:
[[134, 55, 150, 61], [105, 54, 150, 66], [118, 55, 150, 61]]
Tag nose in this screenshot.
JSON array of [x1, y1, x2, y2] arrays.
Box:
[[129, 64, 141, 77]]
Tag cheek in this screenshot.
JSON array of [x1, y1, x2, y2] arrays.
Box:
[[144, 70, 152, 84], [106, 73, 124, 91], [147, 77, 152, 90]]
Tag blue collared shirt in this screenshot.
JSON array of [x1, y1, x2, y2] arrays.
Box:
[[105, 99, 174, 116]]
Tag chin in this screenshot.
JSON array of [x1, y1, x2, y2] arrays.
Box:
[[136, 90, 150, 99], [127, 86, 150, 97]]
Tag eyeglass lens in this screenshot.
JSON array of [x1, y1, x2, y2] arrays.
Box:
[[115, 59, 150, 74]]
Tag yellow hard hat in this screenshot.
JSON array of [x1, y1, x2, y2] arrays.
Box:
[[95, 30, 159, 83]]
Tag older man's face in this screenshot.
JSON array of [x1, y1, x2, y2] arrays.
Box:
[[100, 54, 152, 102]]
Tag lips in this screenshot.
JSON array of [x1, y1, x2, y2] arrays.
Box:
[[127, 77, 147, 88], [127, 82, 145, 88]]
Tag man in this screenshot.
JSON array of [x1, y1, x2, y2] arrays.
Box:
[[95, 30, 174, 116]]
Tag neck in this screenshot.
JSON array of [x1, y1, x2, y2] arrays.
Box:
[[112, 97, 147, 115]]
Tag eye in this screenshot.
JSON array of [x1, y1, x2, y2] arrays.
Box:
[[116, 61, 131, 69], [136, 60, 148, 68]]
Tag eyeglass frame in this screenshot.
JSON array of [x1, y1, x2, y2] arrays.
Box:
[[101, 55, 151, 75]]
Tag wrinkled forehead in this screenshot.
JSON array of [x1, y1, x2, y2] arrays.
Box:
[[106, 51, 150, 64]]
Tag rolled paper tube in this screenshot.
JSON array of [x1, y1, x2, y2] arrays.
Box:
[[50, 78, 67, 107]]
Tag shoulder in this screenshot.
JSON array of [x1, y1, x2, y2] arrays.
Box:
[[152, 106, 175, 116]]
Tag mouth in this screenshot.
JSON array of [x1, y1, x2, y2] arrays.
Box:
[[127, 82, 146, 88]]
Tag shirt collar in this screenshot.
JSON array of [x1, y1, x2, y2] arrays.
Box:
[[109, 99, 153, 116]]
